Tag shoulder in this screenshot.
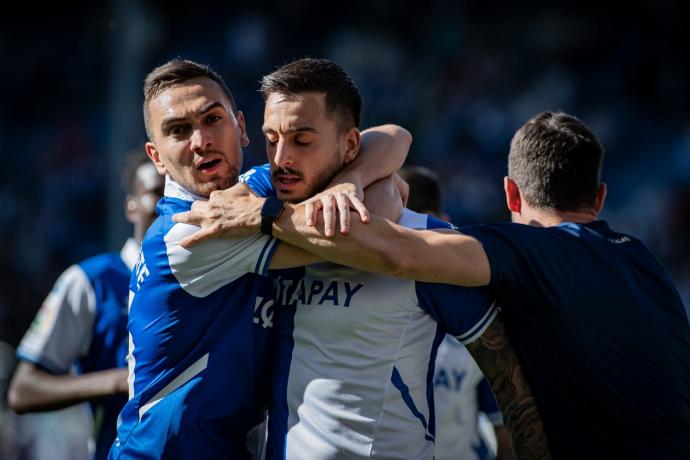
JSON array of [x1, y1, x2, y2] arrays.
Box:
[[239, 164, 275, 197]]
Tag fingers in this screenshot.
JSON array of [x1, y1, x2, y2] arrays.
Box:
[[349, 195, 370, 224], [179, 228, 215, 248], [321, 195, 337, 237], [305, 199, 323, 227], [335, 193, 351, 234], [172, 211, 203, 226]]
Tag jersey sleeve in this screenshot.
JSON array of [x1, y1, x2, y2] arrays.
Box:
[[415, 282, 497, 344], [239, 164, 276, 198], [16, 265, 95, 374], [460, 223, 540, 292], [165, 223, 280, 297], [476, 377, 503, 425]]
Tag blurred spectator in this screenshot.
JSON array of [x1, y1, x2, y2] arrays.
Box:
[[5, 152, 163, 460]]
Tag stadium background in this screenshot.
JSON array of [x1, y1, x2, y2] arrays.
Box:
[[0, 0, 688, 347]]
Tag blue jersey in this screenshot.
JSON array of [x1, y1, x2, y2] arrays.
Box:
[[242, 165, 498, 459], [463, 221, 690, 459], [109, 176, 279, 460], [17, 239, 137, 460]]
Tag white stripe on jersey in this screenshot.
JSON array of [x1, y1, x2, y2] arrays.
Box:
[[138, 352, 209, 419]]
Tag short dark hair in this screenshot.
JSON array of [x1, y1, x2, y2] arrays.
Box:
[[398, 166, 443, 216], [143, 59, 237, 139], [509, 111, 604, 210], [259, 58, 362, 130]]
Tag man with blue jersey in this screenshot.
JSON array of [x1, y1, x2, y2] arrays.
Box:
[[175, 58, 549, 459], [109, 59, 412, 459], [185, 110, 690, 459], [8, 152, 164, 460]]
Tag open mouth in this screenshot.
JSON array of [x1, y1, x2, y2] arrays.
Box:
[[197, 159, 221, 171]]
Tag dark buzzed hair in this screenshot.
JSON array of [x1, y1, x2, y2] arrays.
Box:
[[509, 111, 604, 211], [143, 58, 237, 139], [260, 58, 362, 130], [398, 166, 443, 216]]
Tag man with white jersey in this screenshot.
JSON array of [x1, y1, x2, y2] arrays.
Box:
[[109, 58, 411, 459], [175, 58, 549, 459], [184, 110, 690, 459], [399, 165, 512, 460], [8, 152, 164, 460]]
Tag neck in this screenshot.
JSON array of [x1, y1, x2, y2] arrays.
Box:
[[515, 207, 598, 227]]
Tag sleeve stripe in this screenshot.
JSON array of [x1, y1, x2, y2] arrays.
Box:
[[455, 301, 498, 344], [254, 237, 278, 275]]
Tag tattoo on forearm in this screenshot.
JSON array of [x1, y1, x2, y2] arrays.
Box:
[[466, 313, 552, 460]]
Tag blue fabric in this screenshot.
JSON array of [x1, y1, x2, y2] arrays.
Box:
[[77, 253, 129, 460], [110, 196, 277, 460]]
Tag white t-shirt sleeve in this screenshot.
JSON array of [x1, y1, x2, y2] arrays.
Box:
[[165, 222, 279, 298], [16, 265, 96, 374]]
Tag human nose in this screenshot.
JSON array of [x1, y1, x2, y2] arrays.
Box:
[[190, 125, 212, 152], [273, 138, 294, 168]]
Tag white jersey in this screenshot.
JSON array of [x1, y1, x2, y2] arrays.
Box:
[[433, 335, 502, 460], [266, 210, 497, 460]]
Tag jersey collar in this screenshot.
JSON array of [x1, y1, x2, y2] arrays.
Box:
[[164, 175, 208, 203]]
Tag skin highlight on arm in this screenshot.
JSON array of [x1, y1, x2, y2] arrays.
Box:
[[7, 362, 128, 414]]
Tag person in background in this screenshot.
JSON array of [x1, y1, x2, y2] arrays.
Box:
[[8, 151, 164, 460]]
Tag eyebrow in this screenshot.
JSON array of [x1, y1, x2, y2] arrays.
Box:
[[160, 101, 225, 131], [261, 126, 319, 135]]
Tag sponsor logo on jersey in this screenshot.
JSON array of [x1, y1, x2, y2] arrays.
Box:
[[274, 276, 363, 308]]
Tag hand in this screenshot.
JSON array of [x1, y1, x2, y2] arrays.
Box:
[[172, 185, 264, 247], [303, 182, 369, 237]]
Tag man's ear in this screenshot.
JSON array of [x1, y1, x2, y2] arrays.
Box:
[[504, 176, 522, 213], [594, 183, 607, 214], [236, 111, 250, 147], [343, 127, 361, 164], [145, 142, 167, 175]]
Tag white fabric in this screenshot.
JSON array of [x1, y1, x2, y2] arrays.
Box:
[[433, 336, 495, 460], [165, 223, 277, 298], [17, 265, 95, 373]]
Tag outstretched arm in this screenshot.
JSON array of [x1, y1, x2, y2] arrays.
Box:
[[175, 192, 490, 286], [466, 314, 551, 459], [8, 361, 127, 413]]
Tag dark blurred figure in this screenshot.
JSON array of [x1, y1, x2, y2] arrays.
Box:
[[6, 151, 164, 460], [399, 165, 513, 460]]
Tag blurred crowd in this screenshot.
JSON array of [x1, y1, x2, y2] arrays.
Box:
[[1, 0, 688, 349]]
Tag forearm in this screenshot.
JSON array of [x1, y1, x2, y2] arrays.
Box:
[[8, 364, 126, 413], [273, 203, 489, 286], [331, 124, 411, 189], [466, 316, 551, 459]]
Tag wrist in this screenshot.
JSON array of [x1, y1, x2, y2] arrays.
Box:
[[260, 196, 285, 236]]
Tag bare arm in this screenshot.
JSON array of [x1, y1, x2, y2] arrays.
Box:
[[330, 124, 411, 192], [176, 192, 490, 286], [7, 361, 127, 414], [302, 124, 412, 235], [465, 315, 551, 459]]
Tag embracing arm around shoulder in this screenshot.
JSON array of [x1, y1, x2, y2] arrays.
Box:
[[465, 314, 552, 459], [273, 204, 491, 286]]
